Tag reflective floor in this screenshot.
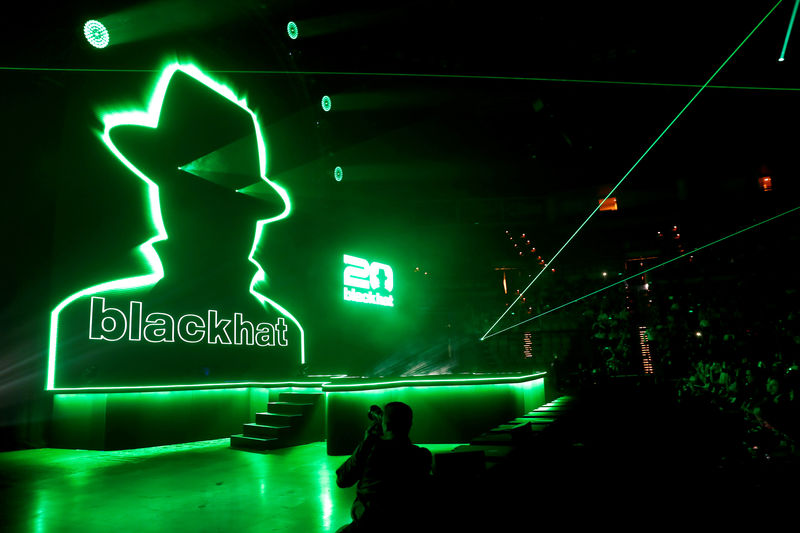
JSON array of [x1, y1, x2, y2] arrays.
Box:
[[0, 440, 460, 533]]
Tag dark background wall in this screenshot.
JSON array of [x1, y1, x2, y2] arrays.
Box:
[[2, 0, 798, 449]]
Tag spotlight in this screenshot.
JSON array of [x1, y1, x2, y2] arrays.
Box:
[[321, 95, 332, 112], [779, 0, 799, 62], [287, 21, 298, 39], [334, 166, 343, 181], [84, 20, 109, 48]]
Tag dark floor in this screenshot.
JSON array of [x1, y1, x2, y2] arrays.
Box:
[[495, 380, 799, 525], [2, 381, 797, 532], [437, 379, 800, 529]]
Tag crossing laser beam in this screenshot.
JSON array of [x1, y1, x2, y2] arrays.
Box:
[[779, 0, 800, 61], [482, 204, 800, 339], [480, 0, 784, 341]]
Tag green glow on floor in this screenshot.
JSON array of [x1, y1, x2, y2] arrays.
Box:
[[484, 203, 800, 338], [83, 20, 109, 49], [779, 0, 799, 61], [481, 0, 784, 341], [0, 441, 364, 532], [47, 62, 305, 391]]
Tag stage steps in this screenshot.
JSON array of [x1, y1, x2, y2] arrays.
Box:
[[230, 392, 324, 452], [432, 395, 576, 474]]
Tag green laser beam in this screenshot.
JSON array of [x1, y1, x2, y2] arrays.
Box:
[[780, 0, 800, 60], [483, 204, 800, 339], [480, 0, 784, 341], [2, 66, 800, 92]]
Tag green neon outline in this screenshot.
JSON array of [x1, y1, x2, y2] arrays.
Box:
[[49, 372, 546, 394], [322, 373, 546, 391], [50, 380, 331, 394], [2, 67, 800, 93], [779, 0, 799, 61], [481, 0, 784, 340], [47, 62, 305, 391], [484, 204, 800, 338], [83, 20, 109, 49]]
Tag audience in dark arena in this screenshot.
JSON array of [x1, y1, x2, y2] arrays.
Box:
[[563, 245, 800, 457]]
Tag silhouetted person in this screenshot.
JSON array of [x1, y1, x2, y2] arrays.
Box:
[[335, 402, 432, 532]]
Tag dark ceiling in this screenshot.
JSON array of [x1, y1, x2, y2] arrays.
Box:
[[6, 1, 797, 189], [2, 0, 798, 274]]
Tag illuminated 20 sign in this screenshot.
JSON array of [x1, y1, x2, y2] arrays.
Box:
[[343, 255, 394, 307]]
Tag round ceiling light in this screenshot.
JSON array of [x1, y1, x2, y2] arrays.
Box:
[[84, 20, 109, 49]]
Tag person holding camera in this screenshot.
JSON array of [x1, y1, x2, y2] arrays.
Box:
[[335, 402, 433, 532]]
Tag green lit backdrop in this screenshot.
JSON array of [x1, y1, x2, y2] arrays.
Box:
[[42, 53, 800, 390], [49, 64, 306, 390], [46, 63, 458, 390], [1, 1, 797, 407]]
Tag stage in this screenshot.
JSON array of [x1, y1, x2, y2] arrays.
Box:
[[49, 373, 548, 453]]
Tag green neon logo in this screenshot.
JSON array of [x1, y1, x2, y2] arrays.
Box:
[[88, 297, 289, 346], [47, 62, 305, 391], [343, 254, 394, 307]]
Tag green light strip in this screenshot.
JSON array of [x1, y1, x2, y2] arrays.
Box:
[[49, 381, 329, 394], [1, 66, 799, 92], [484, 204, 800, 339], [323, 373, 546, 391], [481, 0, 784, 341], [47, 62, 305, 391], [0, 67, 159, 72], [779, 0, 800, 61]]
